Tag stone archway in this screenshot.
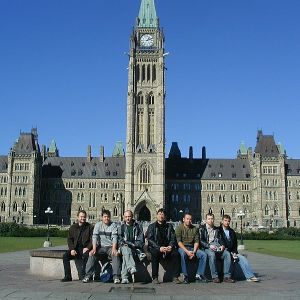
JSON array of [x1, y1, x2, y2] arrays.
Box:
[[134, 200, 153, 221]]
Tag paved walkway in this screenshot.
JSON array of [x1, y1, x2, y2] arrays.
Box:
[[0, 249, 299, 300]]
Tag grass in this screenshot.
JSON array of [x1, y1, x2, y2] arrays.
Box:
[[244, 240, 300, 260], [0, 237, 66, 253]]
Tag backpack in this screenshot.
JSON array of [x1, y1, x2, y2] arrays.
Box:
[[99, 261, 113, 283]]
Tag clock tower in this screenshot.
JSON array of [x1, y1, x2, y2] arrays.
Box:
[[125, 0, 166, 220]]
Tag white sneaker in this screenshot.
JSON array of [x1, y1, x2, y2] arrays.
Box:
[[121, 278, 129, 284], [114, 278, 121, 284], [247, 276, 259, 282]]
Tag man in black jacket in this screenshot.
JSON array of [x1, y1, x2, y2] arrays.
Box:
[[118, 210, 145, 284], [61, 210, 93, 281], [147, 208, 181, 284], [199, 213, 234, 283], [219, 215, 259, 282]]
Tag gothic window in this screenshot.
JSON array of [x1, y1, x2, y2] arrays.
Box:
[[1, 202, 5, 212], [137, 108, 144, 146], [136, 64, 140, 82], [274, 205, 279, 216], [137, 93, 144, 105], [211, 195, 214, 203], [232, 208, 237, 217], [220, 208, 225, 217], [219, 195, 222, 203], [113, 206, 118, 217], [148, 93, 154, 105], [147, 65, 151, 81], [23, 188, 26, 197], [148, 108, 155, 146], [77, 193, 80, 202], [223, 195, 226, 203], [208, 208, 213, 214], [78, 206, 83, 212], [0, 188, 3, 196], [152, 65, 156, 82], [207, 195, 210, 203], [244, 208, 249, 217], [142, 65, 145, 81], [92, 193, 96, 207], [264, 205, 270, 216], [89, 193, 92, 207], [139, 163, 151, 190], [81, 193, 84, 202], [13, 202, 17, 212], [15, 187, 18, 196], [22, 201, 27, 212], [92, 170, 97, 176], [18, 187, 22, 197]]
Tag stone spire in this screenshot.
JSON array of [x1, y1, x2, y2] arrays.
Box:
[[137, 0, 158, 28]]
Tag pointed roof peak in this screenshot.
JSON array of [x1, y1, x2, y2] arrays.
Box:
[[137, 0, 158, 28]]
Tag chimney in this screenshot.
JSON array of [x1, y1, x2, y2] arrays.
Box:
[[100, 146, 104, 162], [189, 146, 193, 162], [202, 146, 206, 162], [87, 145, 92, 162]]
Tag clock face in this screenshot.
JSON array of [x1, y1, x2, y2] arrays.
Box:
[[140, 34, 154, 47]]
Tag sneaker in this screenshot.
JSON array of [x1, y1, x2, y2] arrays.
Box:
[[182, 275, 189, 284], [223, 277, 235, 283], [61, 277, 72, 282], [82, 276, 92, 283], [195, 274, 208, 283], [152, 278, 160, 284], [121, 278, 129, 284], [212, 277, 221, 283], [247, 276, 259, 282], [114, 278, 121, 284], [129, 267, 137, 274], [172, 277, 182, 284]]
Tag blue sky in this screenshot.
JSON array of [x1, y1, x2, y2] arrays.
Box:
[[0, 0, 299, 159]]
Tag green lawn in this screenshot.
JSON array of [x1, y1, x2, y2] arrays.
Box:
[[0, 237, 66, 253], [244, 240, 300, 260]]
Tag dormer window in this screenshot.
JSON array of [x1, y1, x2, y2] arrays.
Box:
[[92, 170, 96, 176], [78, 169, 83, 176]]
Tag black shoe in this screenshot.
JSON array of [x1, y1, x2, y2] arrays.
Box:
[[61, 277, 72, 282], [195, 275, 208, 283], [183, 275, 189, 284], [82, 276, 92, 283]]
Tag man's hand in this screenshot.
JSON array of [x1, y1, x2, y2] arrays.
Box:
[[166, 246, 172, 253], [112, 248, 119, 257], [83, 248, 89, 254], [210, 244, 217, 251], [220, 245, 225, 251], [89, 246, 97, 256], [187, 251, 195, 259], [160, 246, 168, 253], [70, 250, 77, 256]]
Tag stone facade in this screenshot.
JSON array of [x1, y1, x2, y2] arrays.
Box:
[[0, 1, 299, 228]]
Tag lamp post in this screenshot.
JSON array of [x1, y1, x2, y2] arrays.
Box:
[[44, 207, 53, 247], [237, 210, 245, 251], [179, 210, 183, 223]]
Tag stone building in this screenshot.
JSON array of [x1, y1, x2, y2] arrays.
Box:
[[0, 0, 299, 228]]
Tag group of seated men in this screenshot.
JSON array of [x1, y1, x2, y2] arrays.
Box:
[[61, 208, 259, 284]]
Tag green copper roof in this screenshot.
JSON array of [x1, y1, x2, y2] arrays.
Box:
[[239, 141, 247, 155], [112, 141, 125, 157], [137, 0, 158, 28], [49, 139, 58, 153], [278, 143, 285, 155]]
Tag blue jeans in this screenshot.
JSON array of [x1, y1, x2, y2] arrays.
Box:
[[236, 254, 255, 279], [205, 249, 231, 279], [178, 247, 207, 277]]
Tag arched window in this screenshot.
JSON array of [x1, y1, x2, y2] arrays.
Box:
[[223, 195, 226, 203], [142, 64, 145, 81], [264, 205, 270, 216], [274, 205, 279, 216], [113, 206, 118, 217], [139, 163, 151, 190], [1, 202, 5, 212], [208, 208, 213, 214], [22, 202, 27, 212], [77, 193, 80, 202], [137, 93, 143, 105], [220, 208, 225, 217], [0, 187, 3, 196], [147, 64, 151, 81], [152, 65, 156, 82], [92, 193, 96, 207], [89, 193, 92, 207], [13, 202, 17, 212], [219, 195, 222, 203], [136, 64, 140, 82], [18, 187, 22, 197], [15, 187, 18, 196], [211, 195, 214, 203], [232, 208, 237, 217], [148, 93, 154, 105], [78, 206, 83, 212], [244, 208, 249, 217], [81, 193, 84, 201]]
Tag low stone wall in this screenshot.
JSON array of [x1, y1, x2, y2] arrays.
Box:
[[29, 248, 245, 282]]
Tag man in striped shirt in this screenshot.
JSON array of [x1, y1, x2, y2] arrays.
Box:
[[82, 210, 121, 283]]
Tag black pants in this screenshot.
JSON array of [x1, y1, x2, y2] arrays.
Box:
[[62, 250, 89, 279], [149, 248, 180, 279]]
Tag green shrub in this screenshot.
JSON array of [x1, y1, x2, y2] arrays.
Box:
[[0, 223, 68, 238]]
